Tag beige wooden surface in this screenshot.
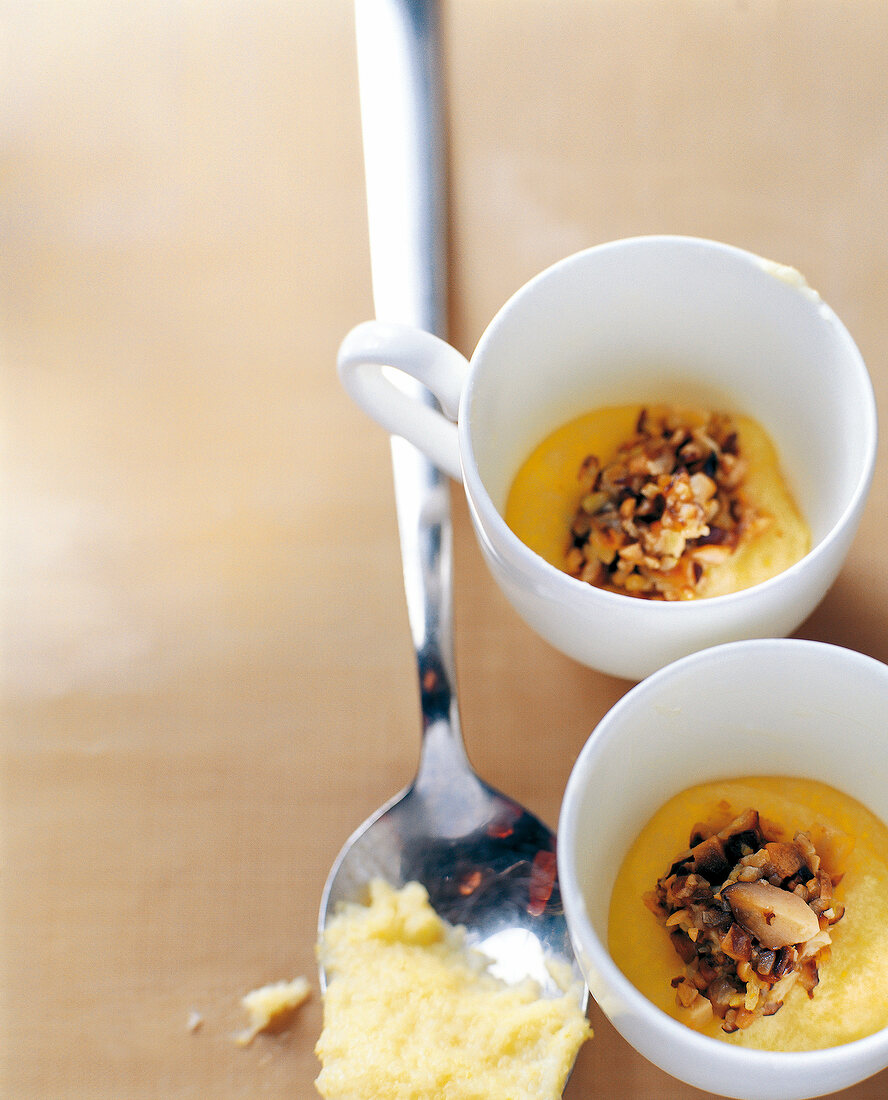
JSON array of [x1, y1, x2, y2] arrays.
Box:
[[2, 2, 887, 1096]]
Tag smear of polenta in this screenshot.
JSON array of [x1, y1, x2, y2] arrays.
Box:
[[315, 880, 590, 1100]]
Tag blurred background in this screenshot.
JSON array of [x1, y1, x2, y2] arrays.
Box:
[[2, 2, 886, 1096]]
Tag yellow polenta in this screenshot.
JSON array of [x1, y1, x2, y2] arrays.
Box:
[[315, 880, 590, 1099], [608, 776, 888, 1050], [505, 404, 809, 597]]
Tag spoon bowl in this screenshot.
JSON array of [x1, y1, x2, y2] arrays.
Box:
[[319, 745, 575, 995]]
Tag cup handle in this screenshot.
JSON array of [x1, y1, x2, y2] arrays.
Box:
[[337, 320, 470, 481]]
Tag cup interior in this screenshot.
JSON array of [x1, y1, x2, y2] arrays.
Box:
[[463, 237, 874, 552]]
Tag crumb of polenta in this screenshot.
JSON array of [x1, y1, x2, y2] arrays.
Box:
[[235, 976, 311, 1045]]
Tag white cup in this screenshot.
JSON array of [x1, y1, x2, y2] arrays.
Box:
[[557, 638, 888, 1099], [338, 236, 876, 680]]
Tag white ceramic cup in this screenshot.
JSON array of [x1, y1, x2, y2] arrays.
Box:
[[338, 236, 876, 680], [557, 638, 888, 1100]]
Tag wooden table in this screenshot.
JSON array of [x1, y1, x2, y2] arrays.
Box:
[[3, 3, 886, 1096]]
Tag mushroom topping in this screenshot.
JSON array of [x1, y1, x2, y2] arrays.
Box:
[[764, 842, 805, 880], [722, 881, 820, 949], [689, 835, 731, 883], [644, 807, 851, 1034], [565, 405, 769, 600]]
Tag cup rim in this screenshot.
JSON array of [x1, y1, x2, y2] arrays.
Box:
[[457, 235, 878, 613], [557, 638, 888, 1076]]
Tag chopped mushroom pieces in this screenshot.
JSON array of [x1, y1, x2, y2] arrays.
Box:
[[722, 881, 820, 950], [566, 405, 769, 600], [644, 808, 850, 1034]]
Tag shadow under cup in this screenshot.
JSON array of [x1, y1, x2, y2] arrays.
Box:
[[459, 237, 876, 678]]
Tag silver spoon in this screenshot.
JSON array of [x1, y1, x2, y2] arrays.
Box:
[[319, 0, 585, 1017]]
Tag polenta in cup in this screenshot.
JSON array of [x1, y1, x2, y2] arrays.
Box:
[[558, 639, 888, 1100], [338, 236, 875, 679]]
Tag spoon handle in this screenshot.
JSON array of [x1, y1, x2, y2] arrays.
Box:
[[354, 0, 447, 331], [354, 0, 468, 764]]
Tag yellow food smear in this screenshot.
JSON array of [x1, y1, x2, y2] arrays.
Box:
[[608, 777, 888, 1050], [315, 880, 591, 1099], [235, 976, 311, 1045], [504, 404, 810, 597]]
